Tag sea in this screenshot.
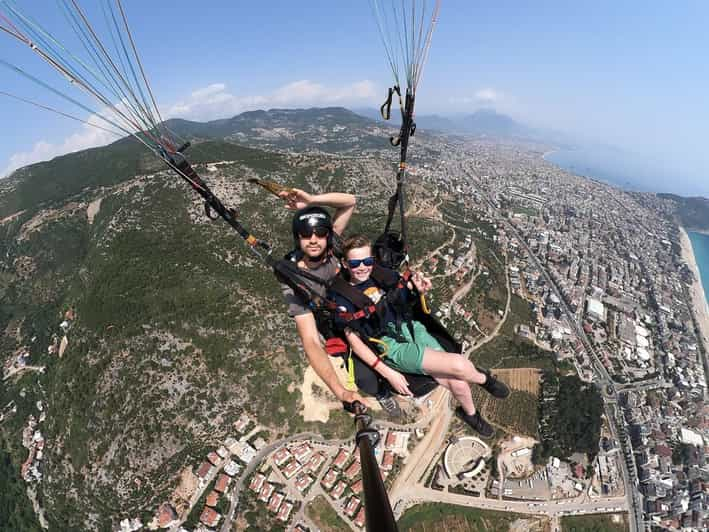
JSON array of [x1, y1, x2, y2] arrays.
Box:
[[545, 148, 709, 306], [688, 231, 709, 306]]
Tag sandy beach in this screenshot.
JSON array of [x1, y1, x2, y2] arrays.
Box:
[[679, 227, 709, 362]]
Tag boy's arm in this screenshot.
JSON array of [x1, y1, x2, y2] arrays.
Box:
[[344, 330, 412, 396]]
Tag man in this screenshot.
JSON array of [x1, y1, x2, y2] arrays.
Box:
[[278, 188, 418, 417], [278, 188, 364, 406]]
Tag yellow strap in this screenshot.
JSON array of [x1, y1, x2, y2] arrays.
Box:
[[420, 294, 431, 315], [367, 337, 389, 358], [346, 352, 357, 391]]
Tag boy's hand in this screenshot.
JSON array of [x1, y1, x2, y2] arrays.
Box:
[[383, 368, 412, 397], [412, 272, 432, 294]]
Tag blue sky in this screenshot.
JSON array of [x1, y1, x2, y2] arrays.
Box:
[[1, 1, 708, 196]]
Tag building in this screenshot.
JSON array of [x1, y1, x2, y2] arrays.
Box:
[[273, 447, 292, 467], [321, 468, 338, 490], [207, 452, 221, 466], [214, 473, 230, 494], [267, 492, 284, 513], [292, 443, 312, 464], [196, 461, 213, 481], [276, 501, 293, 522], [249, 473, 265, 493], [258, 482, 274, 503], [354, 507, 366, 528], [199, 507, 220, 528], [331, 480, 347, 499], [344, 496, 360, 517], [305, 452, 326, 473], [282, 459, 302, 479], [381, 451, 394, 471], [586, 297, 606, 321], [206, 491, 219, 508], [344, 460, 361, 479], [295, 473, 314, 493], [333, 449, 349, 469], [223, 460, 241, 477]]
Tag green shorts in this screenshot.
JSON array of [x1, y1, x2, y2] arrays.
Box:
[[378, 320, 443, 375]]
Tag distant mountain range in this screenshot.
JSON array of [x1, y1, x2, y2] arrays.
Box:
[[352, 107, 559, 143]]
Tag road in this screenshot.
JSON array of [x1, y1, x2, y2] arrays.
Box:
[[397, 486, 628, 518]]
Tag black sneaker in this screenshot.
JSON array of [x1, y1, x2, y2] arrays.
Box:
[[479, 368, 510, 399], [456, 407, 494, 439], [377, 393, 403, 418]]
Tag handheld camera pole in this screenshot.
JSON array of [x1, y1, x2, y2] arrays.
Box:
[[353, 401, 399, 532]]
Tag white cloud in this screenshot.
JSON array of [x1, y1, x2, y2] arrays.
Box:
[[2, 79, 377, 177], [2, 121, 116, 178], [449, 87, 506, 106], [167, 79, 377, 121], [474, 88, 502, 103]]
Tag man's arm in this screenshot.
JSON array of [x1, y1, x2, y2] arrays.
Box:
[[294, 313, 363, 403], [279, 189, 356, 236]]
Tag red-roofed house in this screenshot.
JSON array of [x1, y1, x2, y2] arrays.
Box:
[[292, 443, 312, 463], [350, 479, 363, 494], [207, 452, 221, 466], [200, 507, 220, 528], [295, 473, 314, 493], [273, 447, 292, 467], [267, 492, 284, 513], [305, 452, 326, 473], [321, 468, 338, 490], [333, 448, 349, 469], [381, 451, 394, 471], [258, 482, 274, 503], [354, 507, 365, 528], [282, 459, 302, 479], [215, 473, 231, 494], [385, 431, 397, 449], [249, 473, 265, 493], [196, 461, 213, 480], [206, 491, 219, 508], [276, 501, 293, 523], [345, 461, 361, 479], [331, 480, 347, 499], [344, 496, 360, 517], [157, 503, 177, 528]]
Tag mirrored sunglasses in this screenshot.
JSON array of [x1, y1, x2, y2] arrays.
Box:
[[298, 226, 329, 239]]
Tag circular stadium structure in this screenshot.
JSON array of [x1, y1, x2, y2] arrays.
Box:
[[443, 436, 491, 479]]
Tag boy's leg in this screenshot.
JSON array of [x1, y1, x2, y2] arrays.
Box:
[[421, 348, 486, 384]]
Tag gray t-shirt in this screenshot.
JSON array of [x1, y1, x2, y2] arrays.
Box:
[[281, 255, 340, 317]]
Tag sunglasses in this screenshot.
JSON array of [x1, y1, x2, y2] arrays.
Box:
[[347, 257, 375, 268], [298, 226, 329, 239]]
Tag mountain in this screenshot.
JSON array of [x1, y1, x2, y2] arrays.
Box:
[[351, 107, 540, 140], [460, 108, 533, 138], [0, 107, 448, 530], [658, 193, 709, 231]]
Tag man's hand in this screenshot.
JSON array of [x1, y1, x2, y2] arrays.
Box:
[[383, 367, 413, 397], [338, 388, 365, 405], [278, 188, 312, 210]]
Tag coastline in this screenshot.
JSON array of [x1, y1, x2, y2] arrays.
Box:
[[678, 227, 709, 359]]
